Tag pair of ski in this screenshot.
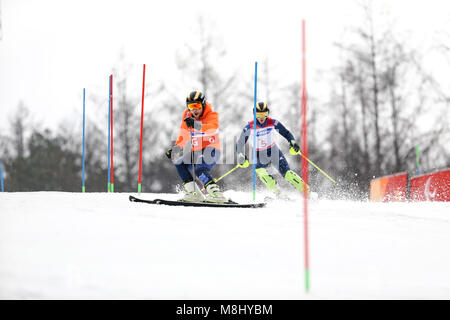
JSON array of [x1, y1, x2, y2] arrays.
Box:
[[129, 195, 266, 208]]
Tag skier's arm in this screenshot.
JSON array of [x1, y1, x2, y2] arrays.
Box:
[[274, 120, 296, 143], [236, 124, 251, 155], [175, 110, 190, 148], [274, 120, 301, 153]]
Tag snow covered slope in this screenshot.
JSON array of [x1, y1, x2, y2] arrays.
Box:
[[1, 191, 449, 299]]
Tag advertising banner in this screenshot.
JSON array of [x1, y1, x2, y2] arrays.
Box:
[[410, 169, 450, 202], [370, 173, 408, 202]]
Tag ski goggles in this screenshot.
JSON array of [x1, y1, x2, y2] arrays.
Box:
[[187, 102, 203, 110], [255, 111, 269, 119]]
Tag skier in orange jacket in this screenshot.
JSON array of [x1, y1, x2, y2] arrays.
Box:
[[166, 91, 227, 203]]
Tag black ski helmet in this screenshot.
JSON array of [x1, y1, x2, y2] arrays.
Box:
[[255, 101, 270, 113], [186, 91, 206, 107]]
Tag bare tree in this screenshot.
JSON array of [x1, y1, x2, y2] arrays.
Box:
[[357, 2, 385, 176], [114, 73, 139, 191], [175, 15, 242, 136], [324, 0, 449, 198], [10, 102, 30, 159]]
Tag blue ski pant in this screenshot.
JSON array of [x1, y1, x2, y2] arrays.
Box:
[[174, 146, 220, 187], [254, 145, 290, 176]]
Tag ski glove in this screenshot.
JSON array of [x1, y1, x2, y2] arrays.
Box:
[[184, 117, 201, 130], [237, 153, 249, 168], [165, 148, 172, 159], [166, 145, 182, 160], [290, 140, 301, 154]]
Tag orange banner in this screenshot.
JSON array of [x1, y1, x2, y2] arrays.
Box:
[[370, 173, 408, 202]]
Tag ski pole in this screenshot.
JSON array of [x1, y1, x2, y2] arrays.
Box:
[[214, 164, 240, 183], [199, 164, 240, 192], [189, 128, 196, 183], [290, 149, 337, 184]]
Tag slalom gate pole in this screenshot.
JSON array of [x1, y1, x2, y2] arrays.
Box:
[[138, 64, 146, 194], [415, 145, 420, 175], [107, 77, 111, 192], [110, 74, 114, 193], [0, 159, 4, 192], [82, 88, 86, 193], [190, 129, 196, 186], [252, 61, 258, 201], [301, 19, 310, 292]]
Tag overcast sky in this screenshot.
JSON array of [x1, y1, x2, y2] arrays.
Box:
[[1, 0, 449, 133]]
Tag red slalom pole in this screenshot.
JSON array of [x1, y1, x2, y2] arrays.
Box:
[[138, 64, 146, 194], [301, 19, 310, 292], [110, 74, 114, 192]]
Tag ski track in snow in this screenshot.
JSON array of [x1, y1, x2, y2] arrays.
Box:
[[0, 191, 449, 300]]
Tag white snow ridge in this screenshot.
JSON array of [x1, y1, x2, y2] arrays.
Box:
[[0, 191, 449, 299]]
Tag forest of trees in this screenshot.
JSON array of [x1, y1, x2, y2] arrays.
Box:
[[1, 3, 449, 200]]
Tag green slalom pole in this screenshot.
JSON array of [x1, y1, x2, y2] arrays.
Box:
[[415, 145, 420, 175]]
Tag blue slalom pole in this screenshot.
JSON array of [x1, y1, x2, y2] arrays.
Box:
[[0, 159, 4, 192], [253, 61, 258, 201], [107, 77, 111, 192], [82, 88, 86, 193]]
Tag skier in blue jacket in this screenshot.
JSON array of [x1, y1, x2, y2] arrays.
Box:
[[235, 102, 310, 197]]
